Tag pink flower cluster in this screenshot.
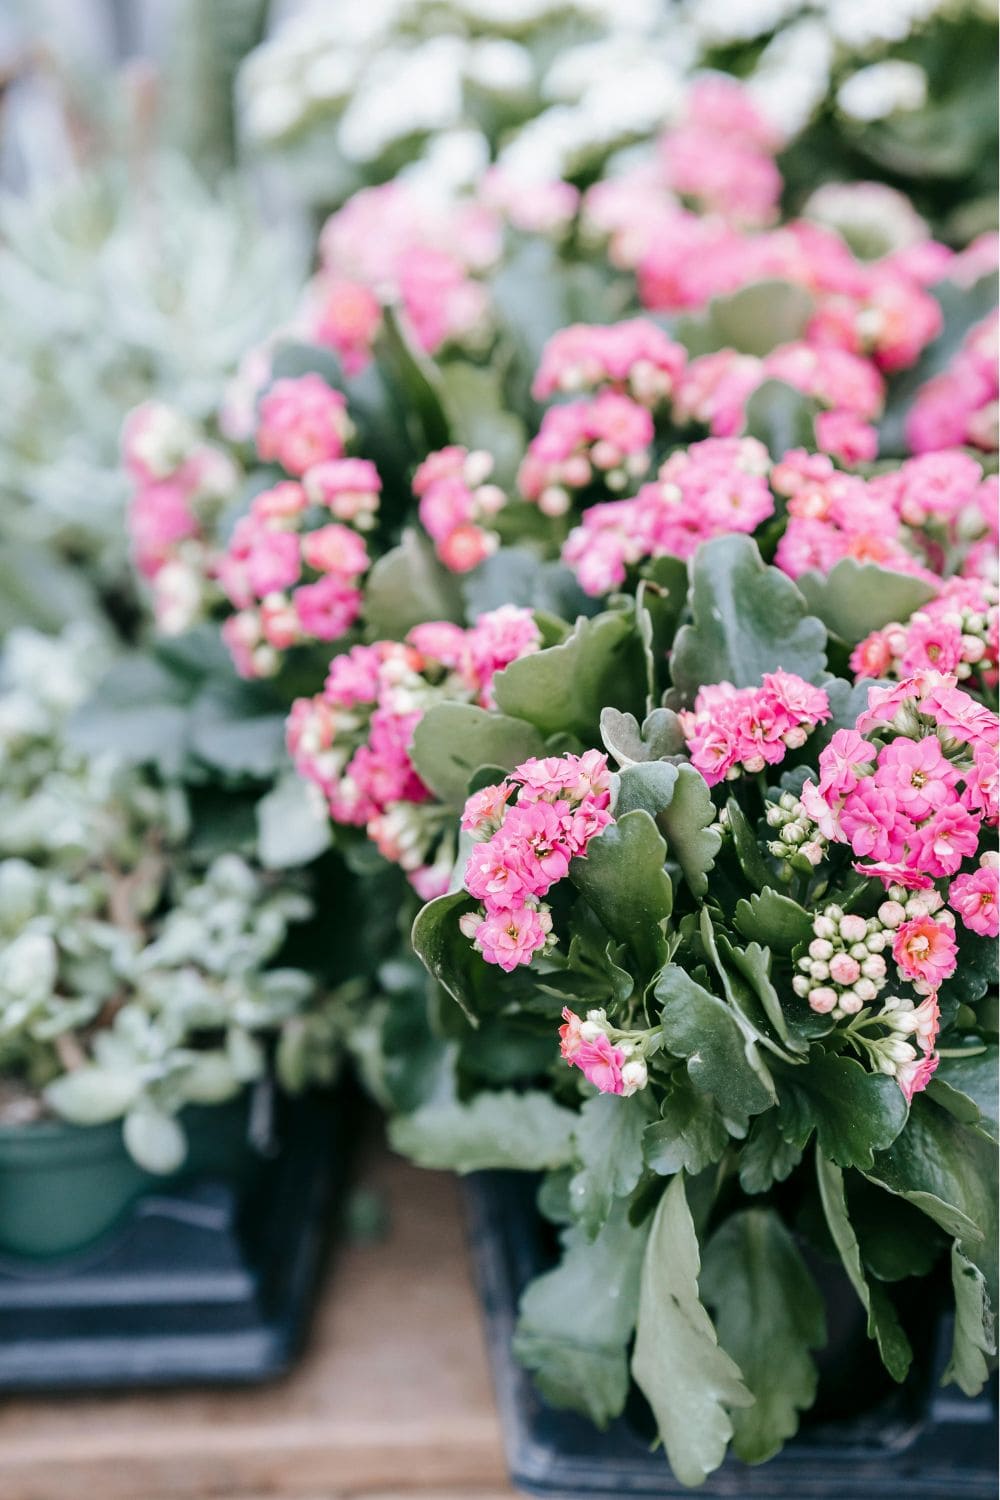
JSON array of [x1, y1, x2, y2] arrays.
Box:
[[679, 672, 831, 787], [674, 342, 884, 463], [216, 461, 379, 678], [559, 1009, 628, 1093], [800, 673, 999, 898], [562, 435, 773, 595], [851, 577, 999, 689], [531, 320, 687, 407], [413, 446, 508, 573], [772, 448, 997, 584], [256, 373, 354, 477], [950, 852, 1000, 938], [305, 182, 498, 364], [459, 751, 613, 971], [907, 310, 999, 456], [287, 608, 541, 895], [659, 75, 784, 227], [122, 401, 238, 635], [558, 1008, 648, 1096], [517, 392, 654, 516]]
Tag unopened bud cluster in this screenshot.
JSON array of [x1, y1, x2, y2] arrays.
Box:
[[793, 903, 891, 1018], [766, 792, 826, 871]]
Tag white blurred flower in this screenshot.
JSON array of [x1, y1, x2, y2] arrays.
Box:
[[837, 59, 928, 122]]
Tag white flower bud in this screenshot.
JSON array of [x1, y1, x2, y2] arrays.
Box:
[[813, 915, 836, 940], [809, 938, 834, 961], [620, 1059, 648, 1095]]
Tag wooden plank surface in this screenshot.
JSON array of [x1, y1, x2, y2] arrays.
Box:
[[0, 1140, 521, 1500]]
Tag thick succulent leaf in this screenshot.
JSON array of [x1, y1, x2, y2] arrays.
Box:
[[734, 888, 813, 954], [494, 608, 647, 742], [463, 545, 595, 621], [256, 773, 331, 869], [45, 1067, 141, 1125], [644, 1073, 732, 1177], [631, 1174, 753, 1488], [389, 1087, 577, 1173], [364, 527, 464, 638], [738, 1112, 802, 1195], [411, 889, 536, 1023], [655, 966, 775, 1118], [701, 1208, 826, 1464], [123, 1106, 187, 1175], [864, 1096, 998, 1314], [743, 379, 817, 458], [724, 795, 771, 892], [569, 810, 673, 979], [679, 280, 814, 358], [933, 1045, 999, 1142], [599, 706, 686, 768], [614, 763, 721, 897], [815, 1154, 913, 1383], [409, 703, 544, 807], [437, 361, 526, 488], [515, 1200, 648, 1428], [570, 1092, 655, 1240], [670, 535, 827, 703], [943, 1244, 997, 1397], [777, 1051, 908, 1169], [797, 560, 937, 646]]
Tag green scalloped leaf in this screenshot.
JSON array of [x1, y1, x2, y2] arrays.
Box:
[[644, 1073, 732, 1177], [815, 1153, 913, 1383], [570, 1092, 656, 1241], [797, 560, 937, 646], [615, 763, 720, 898], [655, 965, 775, 1118], [599, 706, 686, 768], [515, 1200, 648, 1428], [494, 608, 647, 743], [670, 536, 827, 702], [701, 1208, 826, 1464], [777, 1052, 908, 1169], [734, 888, 813, 954], [944, 1244, 997, 1397], [631, 1175, 753, 1488], [569, 809, 673, 979], [409, 703, 544, 807]]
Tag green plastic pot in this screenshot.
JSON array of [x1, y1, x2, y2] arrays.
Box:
[[0, 1091, 261, 1261]]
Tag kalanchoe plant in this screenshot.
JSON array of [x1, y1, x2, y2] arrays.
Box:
[[395, 531, 997, 1485], [0, 628, 341, 1173]]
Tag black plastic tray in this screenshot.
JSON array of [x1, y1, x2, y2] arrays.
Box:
[[0, 1088, 352, 1391], [464, 1170, 998, 1499]]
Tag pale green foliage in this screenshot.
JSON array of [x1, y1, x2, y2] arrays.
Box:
[[0, 629, 334, 1169]]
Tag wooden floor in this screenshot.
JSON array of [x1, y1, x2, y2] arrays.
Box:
[[0, 1142, 521, 1500]]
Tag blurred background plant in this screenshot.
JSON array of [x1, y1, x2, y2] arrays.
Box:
[[0, 624, 348, 1169], [0, 0, 301, 634], [237, 0, 998, 231]]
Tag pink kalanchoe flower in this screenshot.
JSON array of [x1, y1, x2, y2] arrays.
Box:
[[256, 374, 352, 476], [949, 857, 1000, 937], [308, 276, 382, 374], [303, 457, 381, 528], [896, 1049, 940, 1103], [573, 1032, 627, 1095], [559, 1007, 584, 1061], [892, 917, 958, 987], [473, 904, 551, 972], [911, 802, 981, 878], [875, 737, 960, 822], [839, 784, 905, 863]]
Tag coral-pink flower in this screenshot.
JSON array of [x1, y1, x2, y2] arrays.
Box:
[[892, 917, 958, 987], [949, 862, 1000, 937]]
